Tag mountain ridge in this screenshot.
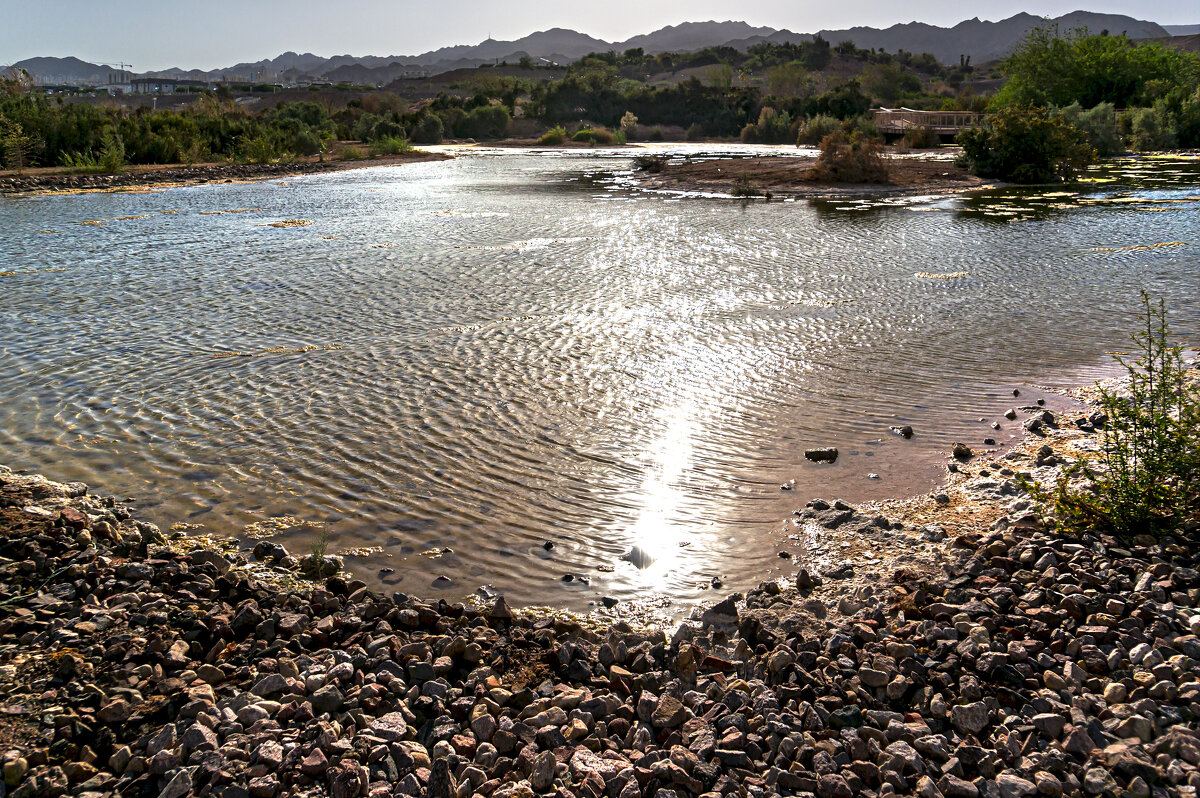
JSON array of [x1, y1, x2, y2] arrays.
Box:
[[9, 11, 1176, 85]]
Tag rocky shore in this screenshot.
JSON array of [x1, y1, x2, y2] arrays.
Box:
[[632, 154, 991, 199], [0, 153, 448, 197], [3, 377, 1200, 798]]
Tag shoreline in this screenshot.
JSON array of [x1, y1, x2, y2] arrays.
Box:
[[3, 365, 1199, 797], [630, 152, 995, 199], [0, 151, 450, 197]]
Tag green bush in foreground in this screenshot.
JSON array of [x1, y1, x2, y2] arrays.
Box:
[[957, 105, 1095, 183], [537, 126, 567, 145], [368, 136, 412, 156], [810, 131, 889, 184], [1045, 293, 1199, 537], [337, 145, 365, 161]]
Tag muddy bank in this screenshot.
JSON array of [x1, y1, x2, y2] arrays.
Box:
[[633, 153, 992, 199], [0, 152, 449, 197], [3, 365, 1200, 797]]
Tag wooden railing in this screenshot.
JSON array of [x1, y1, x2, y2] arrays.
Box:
[[873, 108, 986, 135]]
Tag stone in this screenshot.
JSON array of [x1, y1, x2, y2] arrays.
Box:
[[530, 750, 556, 791], [369, 712, 408, 741], [805, 448, 839, 463], [995, 773, 1036, 798], [159, 769, 193, 798], [950, 702, 990, 736]]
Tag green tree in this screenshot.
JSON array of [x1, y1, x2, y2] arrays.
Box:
[[766, 62, 813, 99], [957, 105, 1095, 183], [996, 25, 1195, 109]]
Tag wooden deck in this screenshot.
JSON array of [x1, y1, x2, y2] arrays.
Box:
[[873, 108, 985, 138]]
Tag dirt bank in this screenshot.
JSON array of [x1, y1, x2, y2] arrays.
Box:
[[0, 151, 450, 197], [634, 153, 993, 199]]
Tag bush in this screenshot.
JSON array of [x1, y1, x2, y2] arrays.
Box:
[[901, 125, 941, 148], [337, 145, 365, 161], [1125, 104, 1177, 151], [410, 115, 444, 145], [796, 114, 840, 146], [1056, 102, 1123, 157], [1039, 293, 1199, 536], [99, 130, 127, 173], [619, 111, 638, 140], [685, 122, 705, 141], [741, 107, 792, 144], [241, 135, 278, 164], [571, 127, 615, 145], [458, 105, 511, 140], [633, 154, 667, 172], [956, 105, 1095, 183], [647, 126, 665, 142], [730, 175, 759, 197], [537, 126, 567, 145], [810, 131, 889, 183], [369, 136, 412, 156]]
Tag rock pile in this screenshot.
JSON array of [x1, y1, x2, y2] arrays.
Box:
[[3, 451, 1200, 798]]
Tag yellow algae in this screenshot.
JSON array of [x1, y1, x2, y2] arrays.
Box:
[[1094, 242, 1186, 252], [267, 219, 312, 228], [76, 220, 105, 226], [38, 230, 59, 235], [209, 343, 343, 359], [160, 210, 181, 215], [339, 546, 384, 557], [113, 215, 151, 221], [243, 515, 324, 540], [170, 522, 207, 532], [420, 547, 454, 558], [0, 272, 15, 278], [916, 271, 970, 279]]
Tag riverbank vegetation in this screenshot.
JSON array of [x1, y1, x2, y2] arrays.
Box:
[[2, 27, 1198, 178]]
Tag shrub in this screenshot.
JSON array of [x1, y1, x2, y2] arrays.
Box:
[[1125, 104, 1177, 151], [647, 126, 665, 142], [956, 105, 1095, 183], [241, 135, 278, 164], [537, 126, 567, 145], [571, 127, 615, 145], [338, 145, 365, 161], [410, 114, 444, 145], [686, 122, 705, 141], [810, 131, 889, 183], [741, 107, 793, 144], [796, 114, 840, 146], [369, 136, 412, 156], [633, 154, 667, 172], [901, 125, 941, 148], [1039, 293, 1199, 536], [99, 129, 126, 173], [458, 105, 510, 140], [619, 111, 638, 140], [1056, 102, 1123, 157], [730, 175, 759, 197]]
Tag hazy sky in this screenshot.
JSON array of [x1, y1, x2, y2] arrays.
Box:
[[3, 0, 1195, 71]]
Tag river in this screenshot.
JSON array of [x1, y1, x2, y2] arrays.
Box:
[[1, 146, 1197, 613]]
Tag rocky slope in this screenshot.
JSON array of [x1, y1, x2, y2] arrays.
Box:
[[1, 384, 1199, 798]]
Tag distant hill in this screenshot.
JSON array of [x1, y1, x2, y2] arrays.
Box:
[[11, 11, 1179, 85], [12, 56, 111, 84], [811, 11, 1169, 63]]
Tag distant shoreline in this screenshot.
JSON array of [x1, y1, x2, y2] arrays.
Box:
[[631, 149, 995, 199], [0, 150, 450, 196]]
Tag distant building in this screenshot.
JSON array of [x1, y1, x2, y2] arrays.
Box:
[[131, 77, 216, 94]]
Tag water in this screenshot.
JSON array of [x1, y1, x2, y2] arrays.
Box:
[[2, 147, 1198, 613]]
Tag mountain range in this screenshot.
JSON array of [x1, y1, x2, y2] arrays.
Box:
[[7, 11, 1184, 85]]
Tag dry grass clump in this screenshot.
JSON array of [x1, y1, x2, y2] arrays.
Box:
[[810, 132, 890, 184]]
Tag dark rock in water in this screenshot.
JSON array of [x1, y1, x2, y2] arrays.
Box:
[[542, 540, 555, 550], [600, 596, 619, 608], [778, 551, 791, 559], [621, 545, 654, 569], [701, 595, 739, 625], [805, 447, 839, 463], [890, 425, 915, 439], [1037, 398, 1045, 405], [561, 573, 590, 585], [1013, 388, 1021, 396], [983, 437, 996, 445], [952, 442, 973, 459], [1004, 408, 1018, 420], [432, 575, 453, 588]]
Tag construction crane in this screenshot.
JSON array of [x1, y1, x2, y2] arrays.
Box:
[[104, 62, 133, 72]]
